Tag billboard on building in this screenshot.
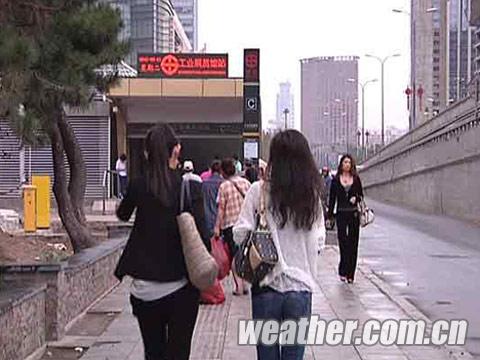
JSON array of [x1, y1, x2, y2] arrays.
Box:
[[138, 53, 228, 78]]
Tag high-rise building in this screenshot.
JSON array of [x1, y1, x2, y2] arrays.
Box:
[[102, 0, 192, 66], [411, 0, 477, 126], [170, 0, 198, 51], [300, 56, 359, 168], [276, 81, 295, 130]]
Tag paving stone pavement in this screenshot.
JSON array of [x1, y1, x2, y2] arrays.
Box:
[[55, 246, 470, 360]]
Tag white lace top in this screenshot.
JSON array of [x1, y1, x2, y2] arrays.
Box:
[[233, 181, 325, 293]]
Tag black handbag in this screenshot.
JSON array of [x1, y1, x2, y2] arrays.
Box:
[[233, 183, 279, 284]]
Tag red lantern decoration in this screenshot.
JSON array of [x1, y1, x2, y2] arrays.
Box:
[[405, 87, 412, 110], [417, 86, 424, 111]]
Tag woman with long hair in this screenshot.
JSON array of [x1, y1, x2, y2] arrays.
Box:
[[234, 130, 326, 360], [115, 124, 207, 360], [327, 154, 364, 284]]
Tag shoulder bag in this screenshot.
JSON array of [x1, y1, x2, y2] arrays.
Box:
[[233, 182, 278, 284], [357, 198, 375, 227], [177, 180, 218, 290]]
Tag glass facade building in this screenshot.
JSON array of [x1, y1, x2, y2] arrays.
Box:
[[101, 0, 191, 66], [170, 0, 198, 51]]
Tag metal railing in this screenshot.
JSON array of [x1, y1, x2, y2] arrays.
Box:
[[102, 169, 121, 215]]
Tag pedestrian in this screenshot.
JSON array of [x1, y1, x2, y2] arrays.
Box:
[[201, 156, 220, 181], [182, 160, 202, 183], [200, 167, 212, 181], [115, 124, 208, 360], [202, 160, 223, 238], [321, 167, 333, 222], [327, 154, 364, 284], [116, 153, 128, 199], [244, 159, 259, 184], [258, 158, 267, 180], [233, 154, 243, 175], [214, 158, 251, 295], [321, 167, 333, 199], [234, 130, 325, 360]]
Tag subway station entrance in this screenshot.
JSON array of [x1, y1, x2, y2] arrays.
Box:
[[109, 78, 244, 177]]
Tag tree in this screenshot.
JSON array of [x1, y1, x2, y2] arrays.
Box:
[[0, 1, 129, 252]]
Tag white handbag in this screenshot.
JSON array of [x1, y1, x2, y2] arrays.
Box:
[[358, 199, 375, 227]]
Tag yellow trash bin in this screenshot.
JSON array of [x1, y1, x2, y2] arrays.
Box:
[[32, 175, 51, 229], [23, 185, 37, 233]]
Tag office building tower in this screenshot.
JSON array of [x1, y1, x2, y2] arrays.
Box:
[[301, 56, 359, 167]]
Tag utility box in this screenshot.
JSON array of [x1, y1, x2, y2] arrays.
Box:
[[23, 185, 37, 233], [32, 175, 51, 229]]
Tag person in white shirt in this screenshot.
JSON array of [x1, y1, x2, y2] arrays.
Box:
[[182, 160, 202, 183], [234, 130, 326, 360], [116, 153, 128, 199]]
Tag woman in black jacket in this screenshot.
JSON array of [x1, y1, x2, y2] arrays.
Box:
[[328, 154, 364, 284], [115, 124, 208, 360]]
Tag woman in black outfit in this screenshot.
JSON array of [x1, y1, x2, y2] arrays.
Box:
[[115, 124, 208, 360], [328, 154, 364, 284]]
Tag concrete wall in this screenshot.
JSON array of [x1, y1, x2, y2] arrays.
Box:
[[0, 283, 46, 360], [361, 97, 480, 223], [1, 238, 125, 340]]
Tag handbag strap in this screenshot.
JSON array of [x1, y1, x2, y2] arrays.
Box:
[[180, 179, 192, 213], [229, 179, 245, 198], [258, 181, 268, 228]]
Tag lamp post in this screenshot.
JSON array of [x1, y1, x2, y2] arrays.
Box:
[[283, 108, 290, 130], [393, 7, 438, 130], [365, 53, 401, 147], [347, 78, 377, 159], [356, 129, 361, 160], [365, 130, 370, 159]]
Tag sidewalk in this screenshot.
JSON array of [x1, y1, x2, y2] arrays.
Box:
[[50, 247, 471, 360]]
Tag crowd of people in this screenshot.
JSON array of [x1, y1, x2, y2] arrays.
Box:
[[115, 123, 365, 360]]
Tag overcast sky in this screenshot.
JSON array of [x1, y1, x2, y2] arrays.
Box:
[[198, 0, 411, 131]]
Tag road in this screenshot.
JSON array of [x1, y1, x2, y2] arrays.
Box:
[[357, 199, 480, 358]]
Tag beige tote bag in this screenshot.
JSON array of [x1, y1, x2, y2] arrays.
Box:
[[177, 180, 218, 290]]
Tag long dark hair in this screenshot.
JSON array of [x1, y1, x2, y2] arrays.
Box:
[[336, 154, 358, 178], [144, 124, 179, 205], [267, 130, 324, 230]]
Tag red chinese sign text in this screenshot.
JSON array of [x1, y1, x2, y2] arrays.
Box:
[[138, 53, 229, 78]]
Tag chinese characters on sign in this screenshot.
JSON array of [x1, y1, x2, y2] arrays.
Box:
[[138, 53, 229, 78], [244, 49, 260, 83]]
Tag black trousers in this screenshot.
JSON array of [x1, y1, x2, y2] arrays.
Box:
[[130, 283, 200, 360], [336, 211, 360, 280], [222, 226, 238, 258]]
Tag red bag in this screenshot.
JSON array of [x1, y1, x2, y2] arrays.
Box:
[[211, 236, 231, 280], [200, 279, 225, 305]]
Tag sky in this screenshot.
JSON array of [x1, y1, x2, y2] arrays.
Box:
[[198, 0, 411, 131]]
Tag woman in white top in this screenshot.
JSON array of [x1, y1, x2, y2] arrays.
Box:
[[116, 153, 128, 199], [234, 130, 326, 360]]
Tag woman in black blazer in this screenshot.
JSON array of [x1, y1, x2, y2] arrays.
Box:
[[115, 124, 208, 360], [328, 154, 364, 284]]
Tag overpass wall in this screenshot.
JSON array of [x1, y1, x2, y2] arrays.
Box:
[[360, 97, 480, 223]]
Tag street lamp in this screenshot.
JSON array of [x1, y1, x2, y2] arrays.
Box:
[[283, 108, 290, 130], [356, 129, 361, 160], [365, 53, 400, 147], [347, 78, 377, 159], [392, 7, 437, 130]]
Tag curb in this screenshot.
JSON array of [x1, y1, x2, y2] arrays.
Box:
[[359, 265, 473, 359], [325, 245, 474, 359]]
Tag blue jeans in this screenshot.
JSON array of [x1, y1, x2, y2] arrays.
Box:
[[251, 288, 312, 360]]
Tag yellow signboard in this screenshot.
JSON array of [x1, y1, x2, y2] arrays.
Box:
[[23, 185, 36, 232], [32, 175, 51, 229]]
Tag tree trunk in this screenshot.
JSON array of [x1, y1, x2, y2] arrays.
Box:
[[50, 108, 96, 252], [57, 110, 87, 224]]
